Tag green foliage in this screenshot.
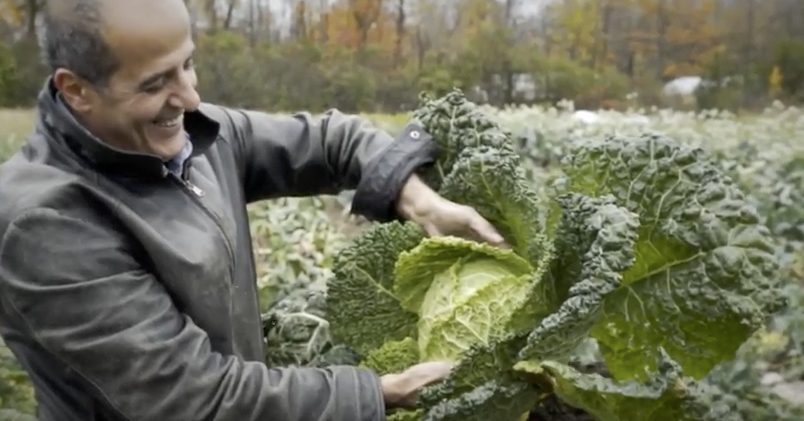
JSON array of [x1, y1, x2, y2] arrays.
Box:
[[0, 39, 45, 108], [0, 44, 18, 108], [516, 351, 728, 421], [320, 89, 788, 421], [697, 281, 804, 420], [248, 196, 355, 312], [189, 33, 406, 113], [525, 56, 631, 109], [0, 140, 19, 164], [417, 67, 462, 100], [261, 289, 360, 368], [4, 97, 804, 417], [696, 52, 745, 112], [0, 339, 35, 416], [769, 38, 804, 101]]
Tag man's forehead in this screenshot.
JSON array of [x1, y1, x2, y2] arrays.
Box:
[[100, 0, 190, 43], [47, 0, 188, 25], [99, 0, 192, 61], [47, 0, 92, 16], [88, 0, 193, 86]]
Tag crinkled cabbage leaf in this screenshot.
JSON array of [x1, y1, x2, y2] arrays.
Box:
[[325, 89, 785, 421]]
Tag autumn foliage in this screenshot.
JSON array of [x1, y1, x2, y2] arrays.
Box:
[[0, 0, 803, 112]]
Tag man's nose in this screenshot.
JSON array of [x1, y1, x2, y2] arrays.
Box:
[[168, 72, 201, 111]]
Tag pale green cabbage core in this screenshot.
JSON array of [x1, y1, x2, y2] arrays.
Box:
[[393, 238, 534, 362]]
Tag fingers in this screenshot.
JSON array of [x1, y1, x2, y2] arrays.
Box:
[[402, 360, 454, 389], [418, 200, 508, 248], [467, 210, 507, 248], [421, 221, 442, 238], [380, 361, 454, 408]]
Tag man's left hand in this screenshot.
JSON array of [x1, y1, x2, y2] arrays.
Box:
[[395, 175, 506, 247]]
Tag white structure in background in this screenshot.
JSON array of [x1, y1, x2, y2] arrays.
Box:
[[568, 110, 650, 125], [662, 76, 703, 97], [570, 110, 601, 124], [662, 76, 703, 108]]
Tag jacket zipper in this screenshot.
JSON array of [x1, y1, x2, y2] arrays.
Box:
[[181, 177, 205, 197], [176, 168, 265, 354], [170, 173, 237, 286]]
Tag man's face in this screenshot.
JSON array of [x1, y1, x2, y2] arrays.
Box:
[[54, 0, 200, 161]]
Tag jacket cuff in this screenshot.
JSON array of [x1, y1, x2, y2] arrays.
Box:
[[351, 123, 438, 222], [331, 366, 387, 421]]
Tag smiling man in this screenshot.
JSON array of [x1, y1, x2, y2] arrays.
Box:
[[0, 0, 505, 420]]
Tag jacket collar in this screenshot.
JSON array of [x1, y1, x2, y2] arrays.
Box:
[[35, 77, 220, 180]]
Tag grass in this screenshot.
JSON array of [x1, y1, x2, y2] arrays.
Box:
[[0, 109, 33, 138], [0, 109, 34, 160]]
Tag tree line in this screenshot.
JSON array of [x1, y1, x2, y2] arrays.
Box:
[[0, 0, 803, 113]]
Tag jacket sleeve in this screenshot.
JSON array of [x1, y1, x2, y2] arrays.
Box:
[[199, 103, 438, 222], [0, 207, 386, 421]]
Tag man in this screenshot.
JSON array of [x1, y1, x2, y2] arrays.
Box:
[[0, 0, 505, 420]]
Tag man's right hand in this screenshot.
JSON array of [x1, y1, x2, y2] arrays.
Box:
[[380, 361, 454, 409]]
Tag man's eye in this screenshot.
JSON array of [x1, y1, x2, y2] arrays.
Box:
[[144, 81, 165, 93]]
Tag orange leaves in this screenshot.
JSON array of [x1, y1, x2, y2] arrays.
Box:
[[0, 0, 25, 27], [544, 0, 730, 78], [295, 0, 397, 52]]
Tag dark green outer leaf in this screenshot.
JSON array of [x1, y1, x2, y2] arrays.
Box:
[[525, 350, 738, 421], [421, 380, 539, 421], [557, 131, 786, 381], [327, 221, 425, 354], [412, 89, 517, 190], [518, 194, 640, 362], [437, 145, 549, 268]]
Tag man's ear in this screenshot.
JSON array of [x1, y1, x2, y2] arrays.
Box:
[[53, 69, 93, 112]]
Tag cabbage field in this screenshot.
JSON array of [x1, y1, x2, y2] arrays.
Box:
[[1, 92, 804, 420]]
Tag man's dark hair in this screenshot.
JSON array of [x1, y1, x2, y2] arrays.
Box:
[[39, 0, 120, 87]]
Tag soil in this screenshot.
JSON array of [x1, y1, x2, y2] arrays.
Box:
[[528, 360, 610, 421]]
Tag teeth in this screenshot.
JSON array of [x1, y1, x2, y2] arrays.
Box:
[[155, 115, 182, 127]]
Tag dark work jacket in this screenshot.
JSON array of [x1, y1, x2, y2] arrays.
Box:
[[0, 79, 437, 421]]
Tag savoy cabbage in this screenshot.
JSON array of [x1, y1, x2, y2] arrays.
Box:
[[318, 89, 787, 420], [261, 289, 361, 368]]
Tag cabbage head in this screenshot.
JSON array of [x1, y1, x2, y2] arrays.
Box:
[[324, 89, 786, 421]]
